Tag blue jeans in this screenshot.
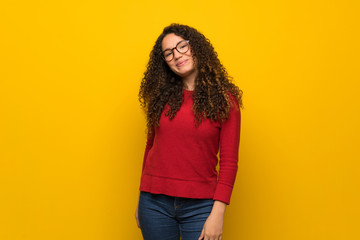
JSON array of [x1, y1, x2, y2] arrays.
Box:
[[138, 191, 214, 240]]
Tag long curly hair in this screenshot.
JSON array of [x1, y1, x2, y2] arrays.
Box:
[[138, 23, 244, 137]]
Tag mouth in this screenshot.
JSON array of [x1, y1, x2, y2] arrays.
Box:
[[176, 59, 188, 67]]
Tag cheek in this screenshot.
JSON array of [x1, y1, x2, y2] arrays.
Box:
[[166, 62, 175, 68], [167, 63, 178, 72], [189, 57, 197, 68], [187, 52, 196, 65]]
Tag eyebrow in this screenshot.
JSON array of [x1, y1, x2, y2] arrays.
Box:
[[162, 40, 183, 51]]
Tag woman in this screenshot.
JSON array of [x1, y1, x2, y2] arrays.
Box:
[[135, 23, 243, 240]]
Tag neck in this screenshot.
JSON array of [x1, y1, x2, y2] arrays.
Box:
[[182, 69, 198, 91]]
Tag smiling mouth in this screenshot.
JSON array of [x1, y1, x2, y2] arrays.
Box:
[[176, 59, 188, 67]]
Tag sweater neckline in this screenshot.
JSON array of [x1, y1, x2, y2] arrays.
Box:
[[183, 88, 194, 94]]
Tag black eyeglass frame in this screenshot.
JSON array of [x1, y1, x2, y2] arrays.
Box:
[[161, 40, 190, 62]]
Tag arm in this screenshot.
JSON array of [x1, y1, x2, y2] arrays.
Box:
[[213, 94, 241, 204], [141, 126, 155, 173], [136, 126, 155, 228], [199, 95, 241, 239]]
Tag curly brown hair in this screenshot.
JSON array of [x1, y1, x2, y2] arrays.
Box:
[[138, 23, 244, 137]]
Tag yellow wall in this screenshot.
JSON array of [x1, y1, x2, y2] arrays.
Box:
[[1, 0, 359, 239]]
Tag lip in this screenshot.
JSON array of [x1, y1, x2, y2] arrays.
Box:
[[176, 59, 188, 67]]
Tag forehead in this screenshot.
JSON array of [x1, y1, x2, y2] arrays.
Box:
[[161, 33, 185, 50]]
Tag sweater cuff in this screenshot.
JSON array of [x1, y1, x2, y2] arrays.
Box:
[[213, 183, 234, 205]]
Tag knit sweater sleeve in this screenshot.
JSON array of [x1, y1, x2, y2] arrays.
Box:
[[141, 127, 155, 173], [213, 94, 241, 204]]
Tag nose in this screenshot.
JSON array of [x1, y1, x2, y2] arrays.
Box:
[[173, 49, 183, 60]]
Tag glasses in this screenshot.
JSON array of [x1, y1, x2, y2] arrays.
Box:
[[161, 40, 190, 62]]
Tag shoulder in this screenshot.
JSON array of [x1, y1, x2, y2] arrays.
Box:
[[219, 91, 241, 127], [226, 91, 240, 112]]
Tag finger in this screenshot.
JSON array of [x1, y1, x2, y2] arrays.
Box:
[[136, 218, 140, 228], [198, 228, 204, 240], [135, 213, 140, 228], [135, 209, 140, 228], [135, 215, 139, 228]]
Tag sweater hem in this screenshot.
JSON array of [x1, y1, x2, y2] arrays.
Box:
[[140, 174, 217, 199]]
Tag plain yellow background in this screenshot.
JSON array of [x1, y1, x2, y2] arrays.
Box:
[[1, 0, 359, 239]]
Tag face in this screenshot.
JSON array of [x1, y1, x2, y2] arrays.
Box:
[[161, 33, 198, 79]]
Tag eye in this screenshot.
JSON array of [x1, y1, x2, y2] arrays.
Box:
[[178, 41, 188, 49], [163, 51, 172, 57]]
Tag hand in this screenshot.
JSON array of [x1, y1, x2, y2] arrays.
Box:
[[135, 203, 140, 228], [198, 212, 224, 240], [198, 200, 226, 240], [135, 193, 140, 228]]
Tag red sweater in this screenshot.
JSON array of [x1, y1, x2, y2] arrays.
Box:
[[139, 89, 241, 204]]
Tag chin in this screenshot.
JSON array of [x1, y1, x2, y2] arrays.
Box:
[[179, 67, 194, 75]]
